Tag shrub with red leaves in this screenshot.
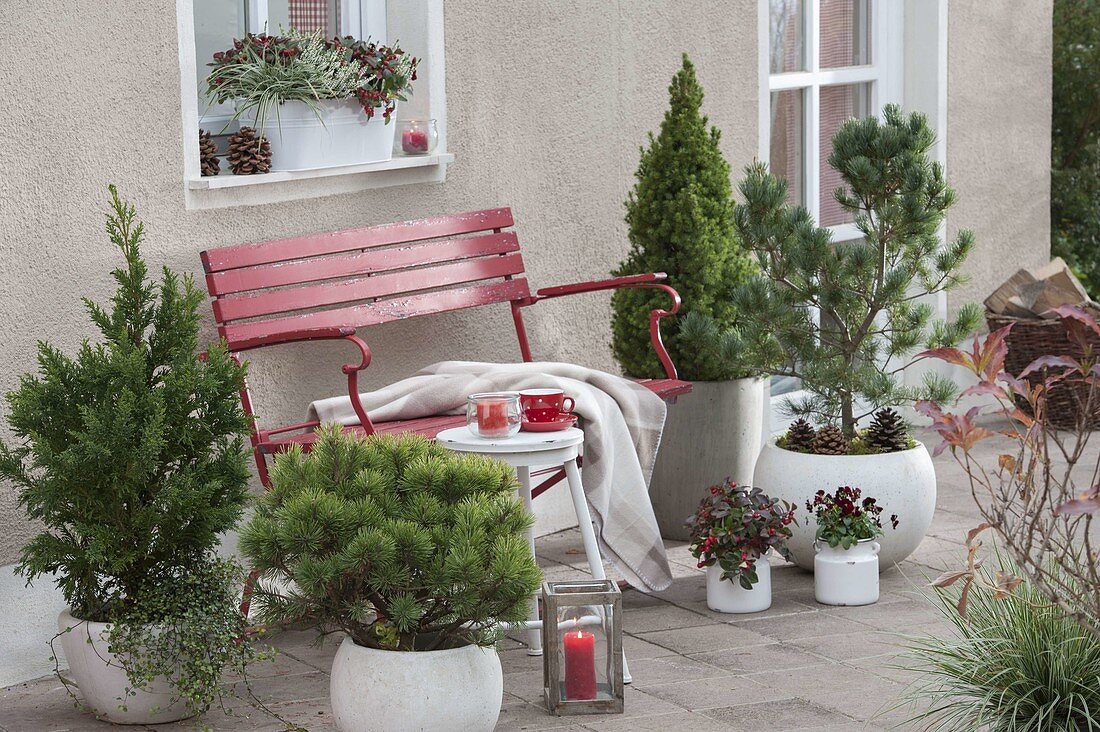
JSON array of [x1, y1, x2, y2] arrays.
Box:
[[685, 480, 795, 589]]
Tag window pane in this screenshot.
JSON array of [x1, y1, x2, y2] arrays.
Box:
[[819, 82, 873, 226], [819, 0, 872, 69], [195, 0, 246, 127], [770, 89, 805, 207], [769, 0, 804, 73], [268, 0, 340, 36]]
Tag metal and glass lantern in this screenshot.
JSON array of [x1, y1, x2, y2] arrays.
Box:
[[541, 579, 624, 715]]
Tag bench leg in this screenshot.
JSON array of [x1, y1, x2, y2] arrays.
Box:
[[562, 458, 632, 684], [517, 466, 543, 656]]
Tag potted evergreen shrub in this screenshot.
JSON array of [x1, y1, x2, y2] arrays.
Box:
[[239, 426, 542, 732], [685, 480, 795, 613], [205, 30, 418, 170], [806, 487, 896, 606], [0, 188, 260, 724], [726, 105, 981, 568], [611, 54, 763, 539]]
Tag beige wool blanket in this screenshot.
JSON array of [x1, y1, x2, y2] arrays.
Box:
[[306, 361, 673, 592]]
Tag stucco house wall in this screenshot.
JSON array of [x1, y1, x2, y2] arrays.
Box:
[[0, 0, 1051, 685]]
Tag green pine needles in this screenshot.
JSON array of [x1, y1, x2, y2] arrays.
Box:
[[0, 187, 257, 714], [611, 54, 756, 381], [730, 105, 981, 435], [239, 426, 542, 652]]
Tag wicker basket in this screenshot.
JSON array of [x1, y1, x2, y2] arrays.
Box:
[[987, 310, 1100, 428]]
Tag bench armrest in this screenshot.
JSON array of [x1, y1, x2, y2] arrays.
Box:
[[527, 273, 683, 380], [231, 327, 375, 433]]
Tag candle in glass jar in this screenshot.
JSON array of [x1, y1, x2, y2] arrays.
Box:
[[562, 630, 597, 700], [402, 128, 429, 154], [476, 400, 510, 437]]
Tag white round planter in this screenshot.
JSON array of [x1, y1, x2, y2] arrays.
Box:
[[705, 560, 772, 614], [242, 99, 397, 171], [753, 440, 936, 570], [814, 540, 880, 606], [330, 636, 503, 732], [649, 377, 769, 540], [56, 610, 190, 725]]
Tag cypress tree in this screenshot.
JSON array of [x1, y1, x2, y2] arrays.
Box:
[[610, 54, 755, 381]]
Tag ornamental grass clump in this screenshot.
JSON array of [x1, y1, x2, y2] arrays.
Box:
[[806, 486, 897, 549], [685, 480, 795, 589], [902, 559, 1100, 732], [0, 187, 260, 714], [240, 426, 542, 652], [205, 30, 418, 133]]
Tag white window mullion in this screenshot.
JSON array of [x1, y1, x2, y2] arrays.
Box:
[[245, 0, 268, 33]]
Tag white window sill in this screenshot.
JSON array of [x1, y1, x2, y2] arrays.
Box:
[[187, 152, 454, 190]]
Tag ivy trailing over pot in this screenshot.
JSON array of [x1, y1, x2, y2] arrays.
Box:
[[240, 426, 542, 652], [806, 486, 898, 550], [685, 480, 795, 589], [205, 30, 418, 133], [0, 187, 266, 719]]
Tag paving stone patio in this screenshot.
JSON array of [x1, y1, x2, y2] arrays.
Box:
[[0, 434, 994, 731]]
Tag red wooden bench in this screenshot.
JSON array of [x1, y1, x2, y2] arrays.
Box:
[[200, 207, 691, 494]]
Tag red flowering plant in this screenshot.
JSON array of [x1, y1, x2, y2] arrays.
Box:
[[806, 486, 897, 550], [917, 304, 1100, 632], [685, 480, 795, 590], [204, 30, 418, 133]]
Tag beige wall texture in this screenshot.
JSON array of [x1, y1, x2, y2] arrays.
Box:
[[0, 1, 760, 564], [947, 0, 1053, 312]]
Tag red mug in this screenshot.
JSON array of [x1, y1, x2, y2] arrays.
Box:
[[519, 389, 575, 422]]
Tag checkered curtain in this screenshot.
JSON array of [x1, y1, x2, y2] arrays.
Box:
[[288, 0, 339, 35]]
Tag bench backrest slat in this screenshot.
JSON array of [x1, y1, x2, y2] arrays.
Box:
[[200, 208, 530, 352], [222, 279, 531, 350]]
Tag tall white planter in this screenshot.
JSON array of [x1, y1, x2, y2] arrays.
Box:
[[242, 99, 397, 171], [705, 561, 772, 614], [752, 440, 936, 570], [649, 377, 768, 540], [814, 540, 880, 606], [56, 610, 191, 725], [329, 637, 503, 732]]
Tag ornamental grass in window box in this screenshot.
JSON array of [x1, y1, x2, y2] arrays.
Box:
[[239, 426, 542, 732], [0, 188, 265, 725], [204, 30, 419, 170], [685, 480, 795, 614]]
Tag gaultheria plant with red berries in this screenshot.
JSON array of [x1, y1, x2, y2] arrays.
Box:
[[917, 304, 1100, 634], [204, 30, 418, 134], [685, 481, 795, 589], [806, 486, 897, 550]]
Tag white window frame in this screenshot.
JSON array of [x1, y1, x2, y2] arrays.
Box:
[[176, 0, 451, 210], [242, 0, 387, 40]]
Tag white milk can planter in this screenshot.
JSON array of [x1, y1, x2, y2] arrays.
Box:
[[56, 610, 191, 725], [706, 560, 772, 614], [329, 636, 503, 732], [753, 440, 936, 569], [242, 99, 397, 171], [814, 540, 880, 606]]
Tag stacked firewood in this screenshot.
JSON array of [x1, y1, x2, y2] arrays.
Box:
[[984, 258, 1095, 318]]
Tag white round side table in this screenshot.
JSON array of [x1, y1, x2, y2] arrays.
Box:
[[435, 426, 622, 675]]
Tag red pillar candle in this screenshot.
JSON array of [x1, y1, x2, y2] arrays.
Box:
[[402, 128, 429, 154], [476, 400, 510, 437], [562, 630, 597, 700]]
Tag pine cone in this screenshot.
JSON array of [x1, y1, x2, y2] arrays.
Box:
[[227, 127, 272, 175], [785, 418, 816, 453], [866, 407, 909, 453], [199, 129, 220, 177], [812, 424, 850, 456]]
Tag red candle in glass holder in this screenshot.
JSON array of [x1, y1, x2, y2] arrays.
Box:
[[402, 128, 429, 154], [563, 630, 597, 700], [476, 400, 510, 437]]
